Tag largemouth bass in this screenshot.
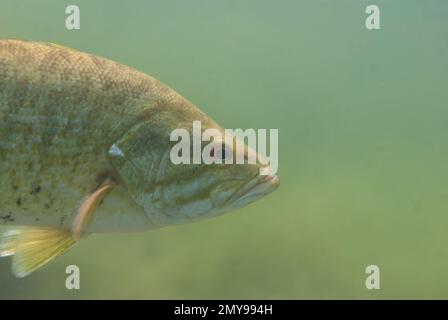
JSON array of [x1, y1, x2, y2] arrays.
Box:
[[0, 40, 279, 277]]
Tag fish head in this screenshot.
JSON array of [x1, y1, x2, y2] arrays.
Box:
[[109, 108, 279, 226]]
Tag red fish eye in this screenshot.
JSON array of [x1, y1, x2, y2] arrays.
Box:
[[210, 144, 230, 161], [218, 145, 227, 160]]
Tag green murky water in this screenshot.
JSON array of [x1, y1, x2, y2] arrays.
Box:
[[1, 0, 448, 299]]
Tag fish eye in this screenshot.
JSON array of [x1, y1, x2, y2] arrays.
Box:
[[210, 143, 231, 161]]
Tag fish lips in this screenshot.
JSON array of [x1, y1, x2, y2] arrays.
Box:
[[234, 174, 280, 207], [212, 174, 280, 211]]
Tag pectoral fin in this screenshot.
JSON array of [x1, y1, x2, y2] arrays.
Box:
[[71, 178, 117, 241], [0, 227, 75, 278]]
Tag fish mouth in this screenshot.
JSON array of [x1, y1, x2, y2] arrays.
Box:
[[239, 174, 279, 202], [227, 174, 280, 209]]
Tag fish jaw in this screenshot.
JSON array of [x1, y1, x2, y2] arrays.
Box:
[[228, 173, 280, 210]]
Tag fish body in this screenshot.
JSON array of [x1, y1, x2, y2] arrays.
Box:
[[0, 40, 212, 232], [0, 40, 279, 277]]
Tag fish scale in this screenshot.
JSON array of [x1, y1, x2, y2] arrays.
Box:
[[0, 39, 189, 231], [0, 40, 279, 277]]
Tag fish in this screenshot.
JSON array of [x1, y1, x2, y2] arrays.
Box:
[[0, 39, 279, 277]]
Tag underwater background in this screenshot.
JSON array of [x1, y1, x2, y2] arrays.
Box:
[[1, 0, 448, 299]]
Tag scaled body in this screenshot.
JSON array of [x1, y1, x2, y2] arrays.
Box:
[[0, 40, 278, 277], [0, 40, 206, 232]]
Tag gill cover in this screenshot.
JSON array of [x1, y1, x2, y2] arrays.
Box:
[[108, 121, 160, 206]]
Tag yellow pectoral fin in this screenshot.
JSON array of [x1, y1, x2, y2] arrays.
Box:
[[0, 227, 75, 278], [72, 178, 117, 241]]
